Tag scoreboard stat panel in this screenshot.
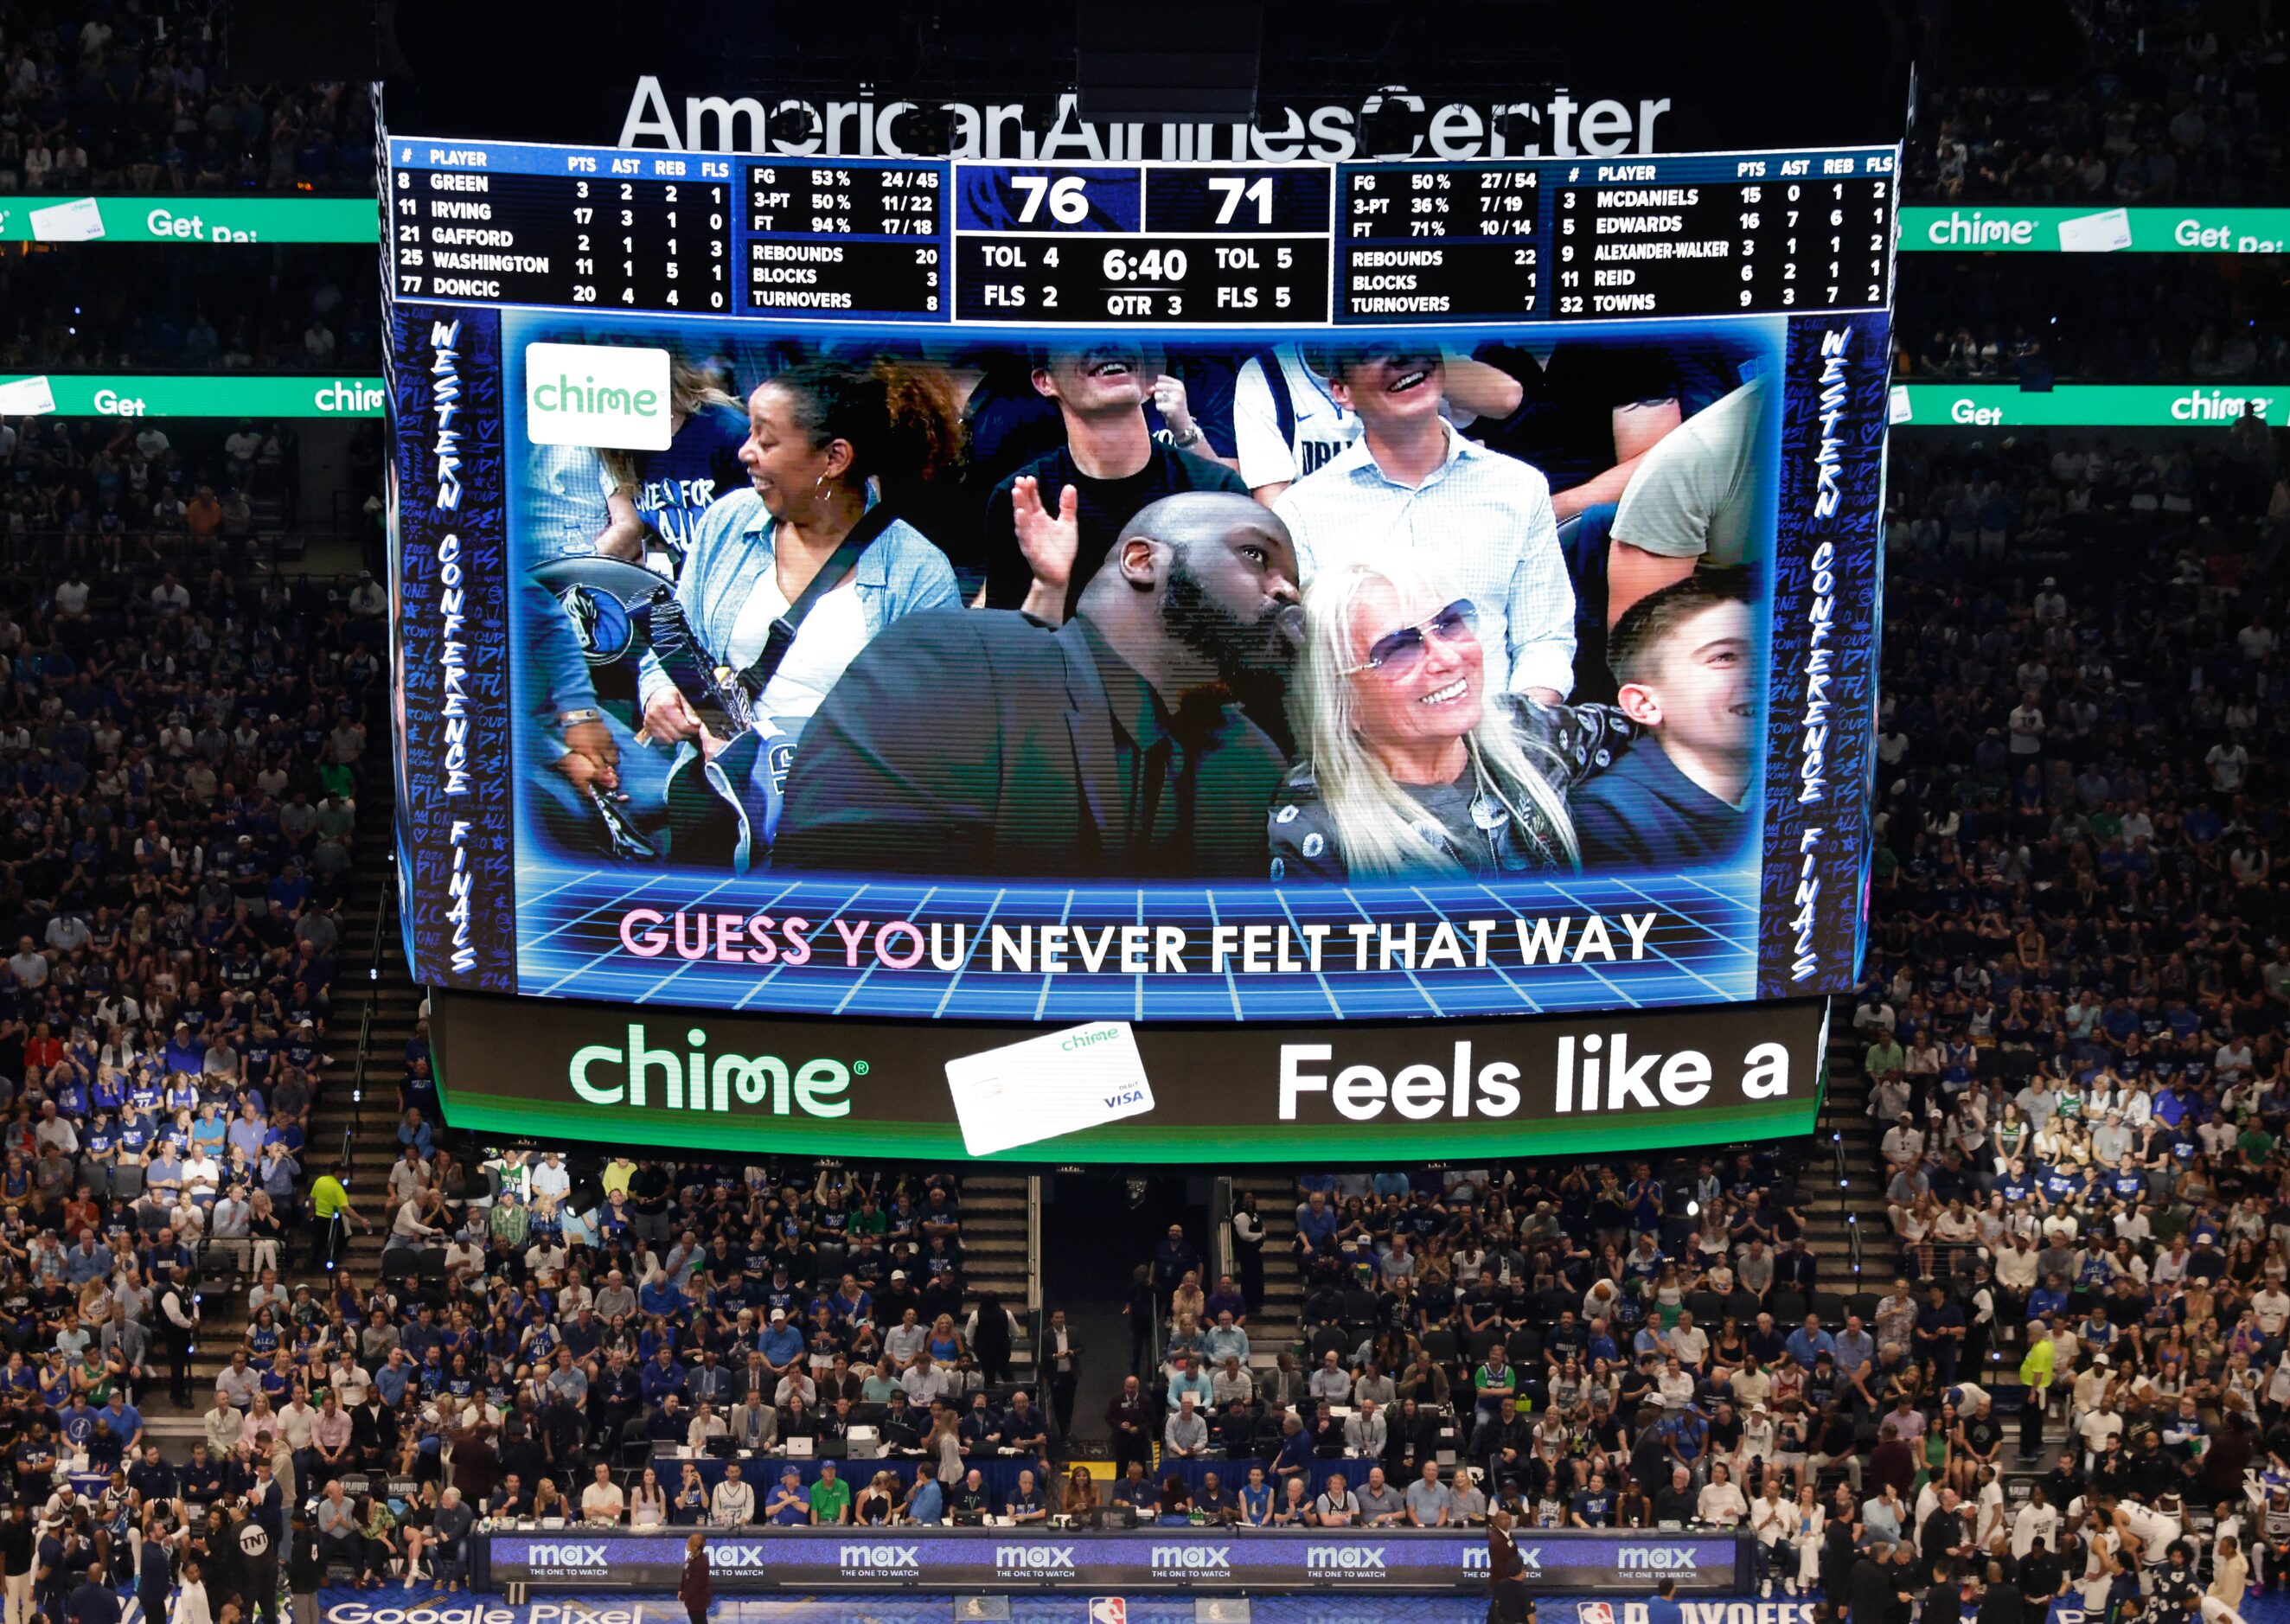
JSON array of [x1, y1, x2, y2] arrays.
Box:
[[389, 137, 1898, 326]]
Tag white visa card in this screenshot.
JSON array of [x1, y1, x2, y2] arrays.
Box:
[[29, 198, 104, 243], [2057, 208, 2132, 253], [944, 1020, 1155, 1156], [0, 375, 57, 417]]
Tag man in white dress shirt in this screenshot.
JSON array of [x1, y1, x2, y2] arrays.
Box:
[[1274, 342, 1575, 701]]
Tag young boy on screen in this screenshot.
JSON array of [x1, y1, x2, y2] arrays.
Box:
[[1573, 571, 1756, 870]]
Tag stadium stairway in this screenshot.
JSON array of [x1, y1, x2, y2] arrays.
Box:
[[1226, 1039, 1886, 1379], [149, 821, 1035, 1429], [1230, 1174, 1303, 1363], [1817, 1020, 2031, 1410], [1811, 1015, 1888, 1301], [149, 815, 406, 1429]]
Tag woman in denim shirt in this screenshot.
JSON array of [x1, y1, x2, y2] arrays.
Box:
[[638, 358, 962, 744], [632, 358, 963, 865]]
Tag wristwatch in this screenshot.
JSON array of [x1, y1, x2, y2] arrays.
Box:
[[557, 707, 604, 726], [1169, 424, 1202, 448]]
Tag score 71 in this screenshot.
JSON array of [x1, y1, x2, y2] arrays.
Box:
[[1207, 176, 1274, 225]]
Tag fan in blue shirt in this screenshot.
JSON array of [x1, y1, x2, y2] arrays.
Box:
[[905, 1470, 945, 1526]]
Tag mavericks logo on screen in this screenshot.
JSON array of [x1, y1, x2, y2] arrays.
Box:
[[524, 342, 673, 451], [568, 1023, 855, 1118]]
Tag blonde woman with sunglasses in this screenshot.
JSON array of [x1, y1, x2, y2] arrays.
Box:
[[1270, 558, 1631, 883]]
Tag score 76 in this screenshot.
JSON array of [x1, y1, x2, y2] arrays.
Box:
[[1011, 175, 1090, 224]]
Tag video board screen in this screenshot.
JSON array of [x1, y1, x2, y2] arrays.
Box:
[[386, 132, 1892, 1026]]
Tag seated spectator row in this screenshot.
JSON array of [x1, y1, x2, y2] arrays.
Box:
[[0, 9, 374, 195], [1908, 4, 2290, 203], [0, 252, 381, 380]]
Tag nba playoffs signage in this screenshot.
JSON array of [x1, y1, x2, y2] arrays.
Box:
[[432, 986, 1828, 1163], [472, 1528, 1745, 1594]]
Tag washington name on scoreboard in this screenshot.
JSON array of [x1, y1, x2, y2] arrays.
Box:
[[390, 138, 1893, 325]]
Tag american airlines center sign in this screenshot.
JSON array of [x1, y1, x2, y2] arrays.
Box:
[[474, 1530, 1747, 1594], [432, 988, 1828, 1164]]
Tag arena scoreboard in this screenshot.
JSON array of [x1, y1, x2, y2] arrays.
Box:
[[386, 105, 1895, 1160], [388, 137, 1896, 326]]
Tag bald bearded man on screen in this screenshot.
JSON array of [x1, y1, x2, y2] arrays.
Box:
[[775, 491, 1303, 879]]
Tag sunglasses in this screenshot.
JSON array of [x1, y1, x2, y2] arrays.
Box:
[[1341, 599, 1480, 679]]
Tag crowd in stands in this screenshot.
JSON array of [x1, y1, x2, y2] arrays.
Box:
[[1893, 259, 2290, 386], [0, 251, 382, 380], [1842, 427, 2290, 1610], [0, 5, 374, 195], [2, 7, 2290, 1623], [214, 1149, 1060, 1582], [1906, 1, 2290, 203], [1883, 417, 2285, 567], [0, 416, 374, 571], [0, 463, 2286, 1612], [0, 563, 381, 1613]]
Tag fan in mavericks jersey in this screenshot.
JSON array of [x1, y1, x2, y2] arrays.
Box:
[[1230, 342, 1526, 503]]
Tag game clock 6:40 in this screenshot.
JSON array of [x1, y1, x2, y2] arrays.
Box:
[[957, 231, 1330, 321], [1103, 246, 1187, 281]]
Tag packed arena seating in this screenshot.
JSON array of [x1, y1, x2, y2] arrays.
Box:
[[0, 561, 377, 1414], [3, 378, 2288, 1609], [0, 5, 2288, 1619], [0, 251, 383, 379], [0, 405, 2285, 1616], [1905, 2, 2290, 203], [0, 6, 375, 195], [0, 415, 389, 572], [164, 412, 2280, 1611], [1893, 258, 2290, 385]]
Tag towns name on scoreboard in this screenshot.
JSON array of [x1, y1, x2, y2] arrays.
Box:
[[385, 135, 1896, 324]]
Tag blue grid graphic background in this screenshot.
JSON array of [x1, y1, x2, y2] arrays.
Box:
[[511, 860, 1767, 1020]]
